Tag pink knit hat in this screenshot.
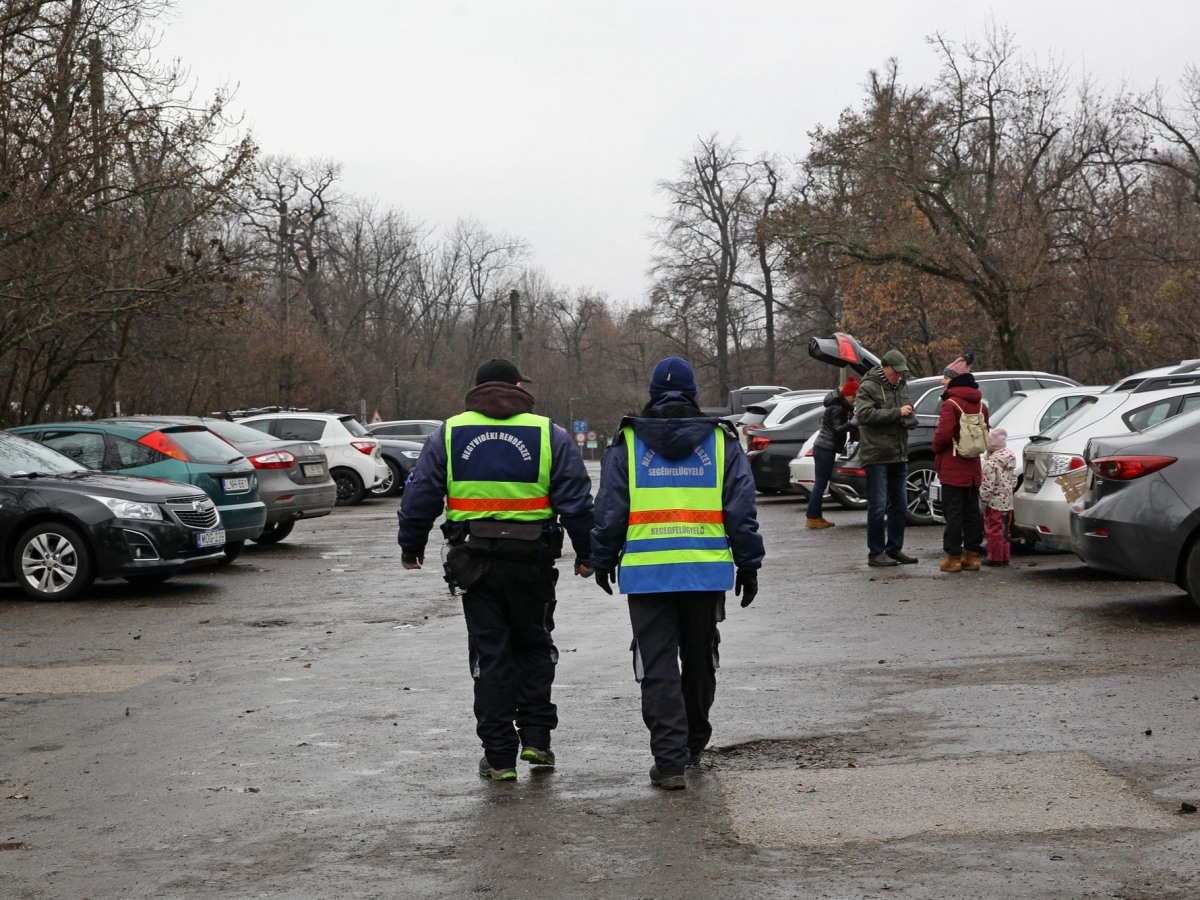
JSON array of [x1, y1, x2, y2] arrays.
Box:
[[987, 427, 1007, 452]]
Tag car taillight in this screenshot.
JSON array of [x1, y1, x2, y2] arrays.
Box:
[[837, 467, 866, 476], [748, 436, 771, 453], [351, 440, 377, 455], [805, 448, 814, 457], [1087, 455, 1176, 480], [742, 423, 762, 435], [249, 450, 296, 469], [138, 430, 189, 461]]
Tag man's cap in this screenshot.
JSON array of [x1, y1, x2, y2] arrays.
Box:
[[649, 357, 698, 397], [880, 350, 909, 372], [474, 358, 531, 386]]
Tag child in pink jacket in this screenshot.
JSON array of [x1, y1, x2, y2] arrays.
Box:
[[980, 428, 1017, 566]]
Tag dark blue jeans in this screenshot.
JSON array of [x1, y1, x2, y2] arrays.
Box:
[[865, 462, 908, 558], [806, 445, 837, 519]]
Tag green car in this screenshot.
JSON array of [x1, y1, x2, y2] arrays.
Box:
[[8, 419, 267, 561]]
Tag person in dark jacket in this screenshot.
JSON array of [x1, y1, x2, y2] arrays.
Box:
[[806, 376, 859, 528], [590, 357, 764, 791], [932, 355, 990, 573], [854, 350, 919, 567], [397, 358, 595, 781]]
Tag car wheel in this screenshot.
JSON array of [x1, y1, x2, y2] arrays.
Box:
[[1184, 540, 1200, 611], [830, 484, 869, 511], [124, 574, 172, 587], [332, 468, 365, 505], [222, 540, 246, 563], [905, 461, 937, 526], [13, 522, 95, 601], [253, 519, 296, 545], [370, 459, 402, 498]]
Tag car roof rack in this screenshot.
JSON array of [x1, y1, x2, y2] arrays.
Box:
[[1130, 373, 1200, 393]]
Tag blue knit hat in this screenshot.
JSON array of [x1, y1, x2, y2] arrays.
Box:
[[648, 357, 697, 397]]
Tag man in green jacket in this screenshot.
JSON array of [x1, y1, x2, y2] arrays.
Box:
[[854, 350, 919, 568]]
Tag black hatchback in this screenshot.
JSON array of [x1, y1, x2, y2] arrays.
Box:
[[0, 432, 225, 600]]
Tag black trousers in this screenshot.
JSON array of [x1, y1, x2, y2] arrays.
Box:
[[628, 592, 724, 776], [461, 559, 559, 768], [942, 484, 984, 555]]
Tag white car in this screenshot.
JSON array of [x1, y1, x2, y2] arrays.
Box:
[[738, 390, 826, 451], [237, 412, 388, 506], [1014, 380, 1200, 548], [789, 430, 867, 509], [982, 385, 1103, 463]]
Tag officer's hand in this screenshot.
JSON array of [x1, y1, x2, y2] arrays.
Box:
[[735, 568, 758, 608], [401, 553, 423, 570], [575, 562, 593, 578], [594, 568, 614, 596]]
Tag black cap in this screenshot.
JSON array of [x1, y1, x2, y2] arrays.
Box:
[[474, 358, 531, 386]]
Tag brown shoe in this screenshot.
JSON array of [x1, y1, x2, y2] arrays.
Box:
[[806, 517, 835, 529], [962, 551, 981, 571], [939, 554, 963, 573]]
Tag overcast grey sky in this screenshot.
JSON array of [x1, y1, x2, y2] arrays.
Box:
[[157, 1, 1199, 306]]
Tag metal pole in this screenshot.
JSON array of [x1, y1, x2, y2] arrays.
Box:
[[509, 289, 521, 364]]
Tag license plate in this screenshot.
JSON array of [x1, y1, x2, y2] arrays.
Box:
[[197, 529, 226, 548], [302, 464, 324, 478], [222, 477, 250, 493]]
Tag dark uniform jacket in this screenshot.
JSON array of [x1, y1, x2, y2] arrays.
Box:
[[396, 382, 594, 561], [589, 392, 765, 575]]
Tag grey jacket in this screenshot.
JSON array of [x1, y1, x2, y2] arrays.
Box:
[[853, 367, 917, 465]]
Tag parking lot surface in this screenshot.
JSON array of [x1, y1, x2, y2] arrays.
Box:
[[3, 481, 1200, 899]]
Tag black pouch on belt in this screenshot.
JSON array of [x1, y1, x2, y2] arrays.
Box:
[[467, 520, 547, 561], [445, 543, 490, 590]]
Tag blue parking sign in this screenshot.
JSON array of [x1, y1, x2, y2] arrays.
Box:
[[573, 420, 588, 434]]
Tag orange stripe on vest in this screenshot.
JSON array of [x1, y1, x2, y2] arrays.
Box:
[[628, 509, 724, 525], [446, 496, 550, 512]]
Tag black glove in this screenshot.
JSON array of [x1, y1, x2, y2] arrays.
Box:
[[401, 553, 424, 570], [594, 568, 614, 596], [734, 568, 758, 608]]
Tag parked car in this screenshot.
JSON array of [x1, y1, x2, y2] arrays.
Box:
[[1070, 407, 1200, 608], [371, 437, 424, 498], [737, 400, 778, 451], [788, 430, 866, 509], [1014, 383, 1200, 550], [366, 419, 442, 443], [9, 419, 267, 561], [700, 385, 791, 419], [236, 412, 387, 506], [149, 417, 336, 544], [928, 386, 1100, 524], [747, 403, 826, 494], [0, 432, 237, 596]]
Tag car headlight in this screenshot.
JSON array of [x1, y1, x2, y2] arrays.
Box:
[[88, 495, 163, 520], [401, 450, 421, 459]]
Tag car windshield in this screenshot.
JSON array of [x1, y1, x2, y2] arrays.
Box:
[[163, 428, 246, 464], [203, 419, 284, 444], [1137, 405, 1200, 436], [340, 416, 369, 437], [1037, 396, 1099, 441], [0, 432, 88, 476], [988, 393, 1026, 427]]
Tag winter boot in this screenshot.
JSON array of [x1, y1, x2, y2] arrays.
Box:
[[962, 551, 981, 571], [939, 554, 963, 573], [806, 517, 835, 529], [649, 764, 686, 791]]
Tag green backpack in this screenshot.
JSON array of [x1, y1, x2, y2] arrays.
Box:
[[948, 399, 989, 459]]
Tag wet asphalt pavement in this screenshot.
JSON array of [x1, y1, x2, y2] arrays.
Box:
[[3, 467, 1200, 899]]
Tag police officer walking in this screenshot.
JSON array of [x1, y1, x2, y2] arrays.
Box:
[[397, 359, 595, 781], [590, 357, 764, 790]]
